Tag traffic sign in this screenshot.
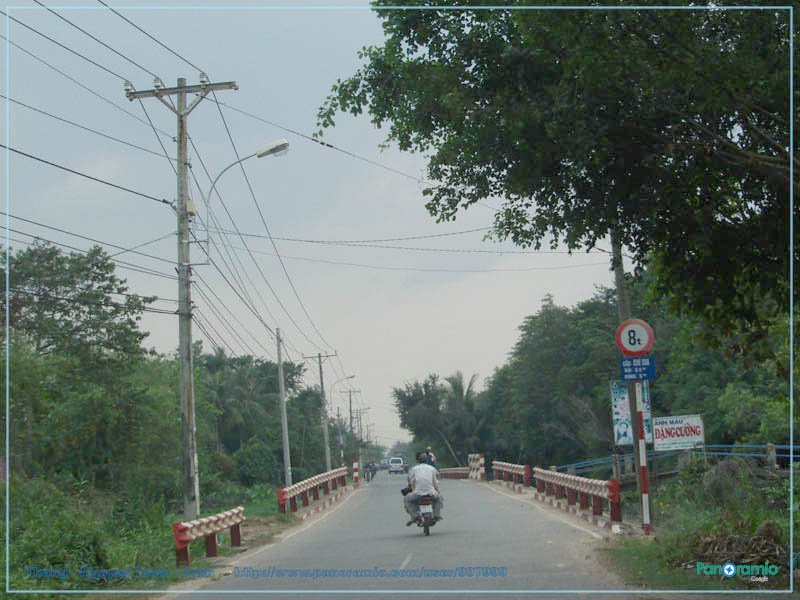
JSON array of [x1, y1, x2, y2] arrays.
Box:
[[621, 355, 656, 381], [615, 318, 655, 357]]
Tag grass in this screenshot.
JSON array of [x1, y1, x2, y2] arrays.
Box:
[[600, 457, 793, 591]]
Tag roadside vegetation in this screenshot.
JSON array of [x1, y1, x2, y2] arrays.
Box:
[[1, 243, 382, 593]]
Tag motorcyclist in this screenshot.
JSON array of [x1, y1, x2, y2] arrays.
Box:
[[404, 451, 443, 526], [425, 446, 437, 467]]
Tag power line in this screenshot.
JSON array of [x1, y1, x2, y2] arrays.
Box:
[[205, 225, 493, 244], [207, 240, 610, 273], [31, 0, 160, 79], [0, 144, 171, 206], [0, 94, 175, 160], [210, 93, 327, 353], [6, 231, 177, 282], [10, 287, 176, 316], [95, 0, 204, 73], [0, 34, 173, 138], [1, 212, 174, 265], [0, 8, 125, 80], [212, 99, 500, 212]]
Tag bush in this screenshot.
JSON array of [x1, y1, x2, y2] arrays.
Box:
[[234, 438, 280, 485]]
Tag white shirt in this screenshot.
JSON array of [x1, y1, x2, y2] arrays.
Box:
[[408, 463, 440, 496]]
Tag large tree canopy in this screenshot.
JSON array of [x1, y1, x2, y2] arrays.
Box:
[[318, 0, 795, 353]]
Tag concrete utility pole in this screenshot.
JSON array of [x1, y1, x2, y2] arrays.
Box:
[[277, 328, 292, 486], [126, 76, 237, 520], [336, 407, 345, 466], [304, 352, 337, 472]]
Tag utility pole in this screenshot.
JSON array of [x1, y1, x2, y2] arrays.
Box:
[[336, 407, 345, 466], [610, 227, 653, 522], [277, 328, 292, 486], [126, 75, 237, 521], [303, 352, 337, 472]]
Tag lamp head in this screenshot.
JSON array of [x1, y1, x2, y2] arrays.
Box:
[[256, 139, 290, 158], [153, 77, 164, 91]]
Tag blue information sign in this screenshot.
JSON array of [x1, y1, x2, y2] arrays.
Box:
[[620, 355, 656, 381]]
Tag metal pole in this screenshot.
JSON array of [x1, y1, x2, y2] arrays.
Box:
[[176, 78, 200, 520], [635, 381, 652, 534], [277, 328, 292, 486]]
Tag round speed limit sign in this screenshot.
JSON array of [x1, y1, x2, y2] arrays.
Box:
[[615, 318, 655, 357]]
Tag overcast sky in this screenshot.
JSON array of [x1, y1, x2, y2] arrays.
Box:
[[3, 0, 627, 449]]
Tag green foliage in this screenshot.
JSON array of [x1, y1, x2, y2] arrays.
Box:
[[319, 0, 795, 357], [234, 438, 281, 486]]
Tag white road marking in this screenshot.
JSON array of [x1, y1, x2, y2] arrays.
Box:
[[399, 553, 413, 569], [237, 488, 361, 564], [484, 482, 603, 540]]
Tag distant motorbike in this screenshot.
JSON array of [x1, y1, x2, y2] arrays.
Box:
[[415, 495, 437, 536]]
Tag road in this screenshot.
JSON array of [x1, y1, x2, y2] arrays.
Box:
[[167, 471, 668, 599]]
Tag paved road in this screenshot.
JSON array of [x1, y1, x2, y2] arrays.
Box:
[[168, 471, 662, 599]]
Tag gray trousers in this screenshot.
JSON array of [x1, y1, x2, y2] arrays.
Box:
[[404, 491, 443, 518]]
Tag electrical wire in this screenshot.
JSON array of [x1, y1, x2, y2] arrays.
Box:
[[205, 225, 493, 243], [0, 8, 126, 80], [6, 231, 177, 282], [212, 92, 332, 353], [31, 0, 161, 79], [212, 99, 501, 213], [1, 211, 175, 264], [95, 0, 204, 73], [0, 94, 175, 160], [207, 240, 610, 273], [0, 34, 173, 138], [0, 144, 171, 206], [10, 287, 176, 315]]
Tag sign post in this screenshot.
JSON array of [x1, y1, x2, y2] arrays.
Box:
[[615, 318, 655, 535]]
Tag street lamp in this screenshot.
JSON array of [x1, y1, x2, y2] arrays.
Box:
[[202, 139, 290, 257], [330, 375, 355, 466]]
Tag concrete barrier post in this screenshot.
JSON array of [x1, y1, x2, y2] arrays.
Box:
[[278, 488, 287, 513], [607, 479, 622, 523], [301, 490, 309, 507], [579, 491, 589, 510], [353, 462, 360, 488], [230, 523, 242, 547], [205, 533, 218, 558], [592, 494, 603, 516], [555, 484, 564, 500], [536, 478, 544, 493], [524, 465, 531, 487], [322, 481, 330, 495], [479, 454, 486, 479], [567, 488, 576, 506], [311, 486, 320, 501], [290, 496, 298, 512], [766, 443, 777, 469]]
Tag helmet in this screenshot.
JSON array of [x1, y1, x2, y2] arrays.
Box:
[[426, 446, 432, 451]]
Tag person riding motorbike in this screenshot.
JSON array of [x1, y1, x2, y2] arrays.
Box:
[[403, 451, 443, 526], [425, 446, 437, 467]]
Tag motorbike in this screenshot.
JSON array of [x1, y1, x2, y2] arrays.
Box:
[[416, 495, 437, 536]]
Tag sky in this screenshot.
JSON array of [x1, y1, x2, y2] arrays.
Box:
[[2, 0, 628, 449]]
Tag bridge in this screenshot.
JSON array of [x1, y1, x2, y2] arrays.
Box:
[[162, 468, 780, 599]]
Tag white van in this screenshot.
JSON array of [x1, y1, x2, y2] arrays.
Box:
[[388, 456, 407, 474]]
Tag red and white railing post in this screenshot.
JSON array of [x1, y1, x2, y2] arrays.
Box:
[[532, 468, 622, 529], [278, 467, 349, 513], [635, 381, 652, 535], [352, 461, 360, 488], [172, 507, 245, 566]]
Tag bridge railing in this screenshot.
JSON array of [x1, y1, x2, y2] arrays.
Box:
[[172, 506, 245, 566], [439, 467, 470, 479], [492, 460, 531, 487], [278, 467, 348, 513], [468, 453, 486, 479], [533, 467, 621, 523]]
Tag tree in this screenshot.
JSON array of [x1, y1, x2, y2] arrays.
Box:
[[318, 0, 794, 356], [1, 242, 154, 370]]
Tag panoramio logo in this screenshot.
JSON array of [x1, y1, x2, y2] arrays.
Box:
[[696, 561, 779, 582]]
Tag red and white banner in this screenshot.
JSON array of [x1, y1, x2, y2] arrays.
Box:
[[652, 415, 705, 451]]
